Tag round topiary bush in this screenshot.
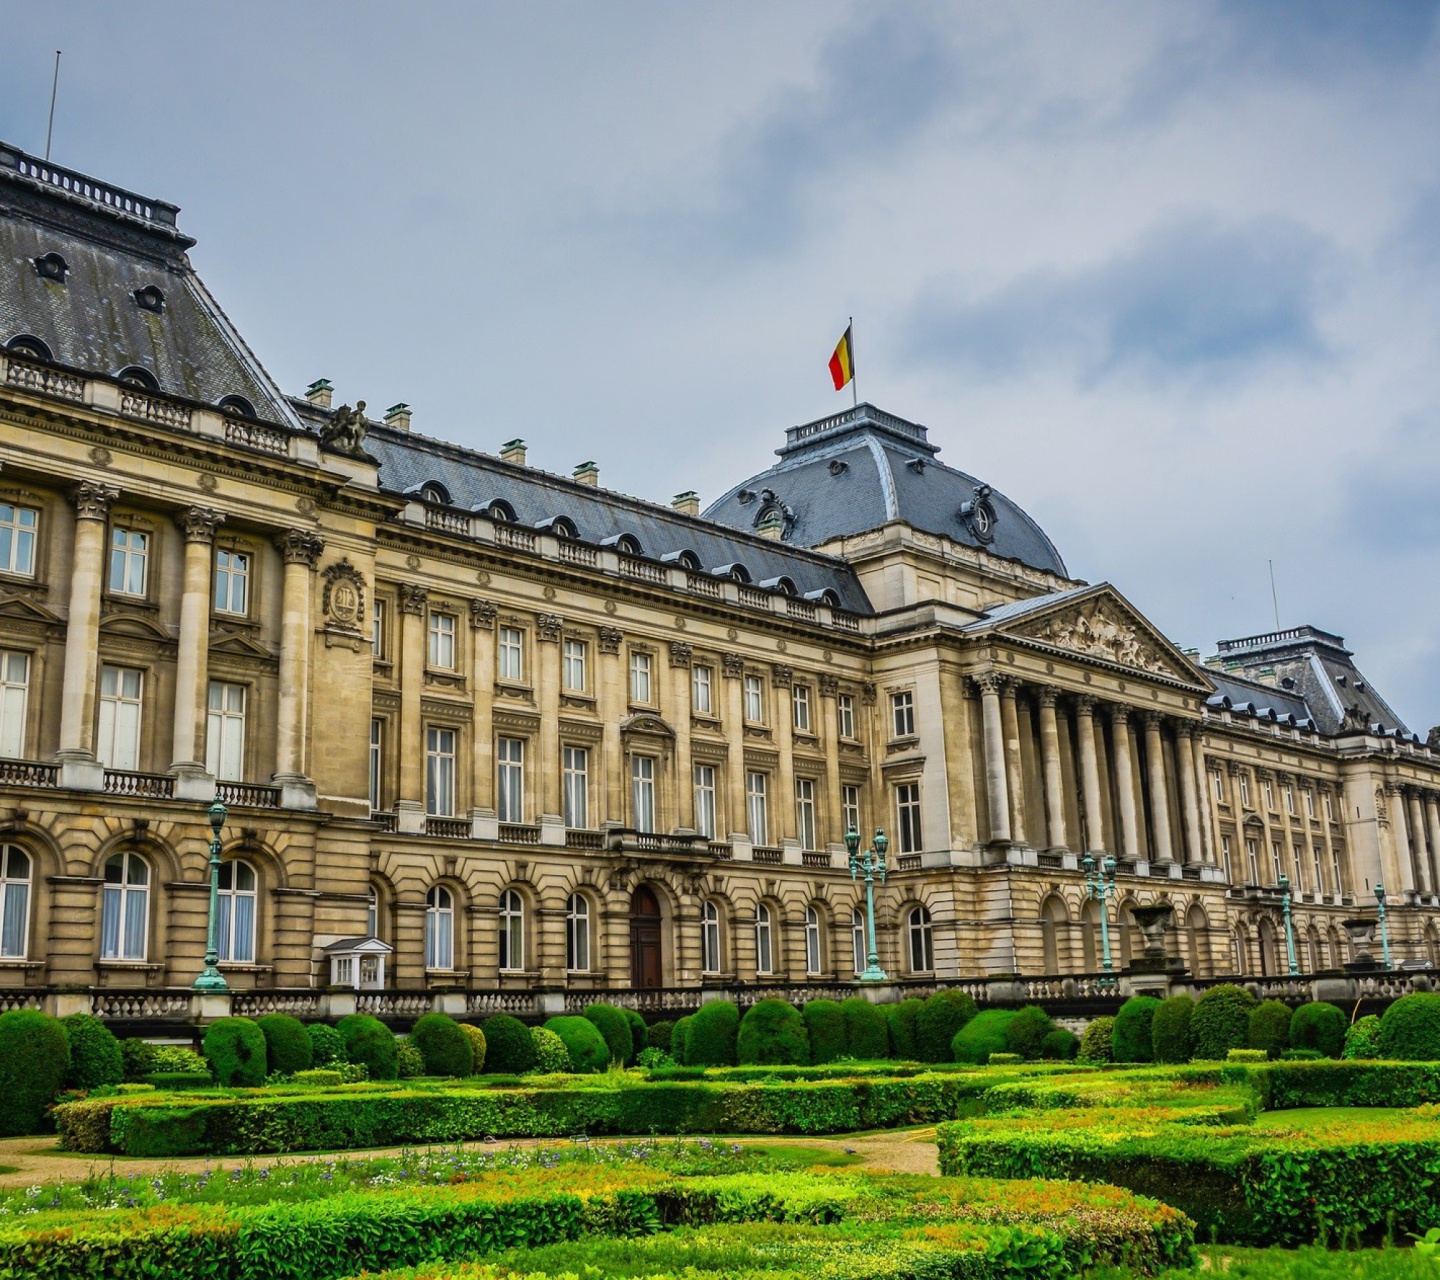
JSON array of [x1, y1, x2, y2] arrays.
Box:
[[841, 997, 889, 1060], [737, 998, 809, 1065], [60, 1013, 123, 1090], [1004, 1005, 1055, 1061], [307, 1023, 346, 1067], [1077, 1016, 1115, 1064], [884, 998, 923, 1061], [120, 1037, 157, 1083], [531, 1025, 571, 1073], [1151, 996, 1194, 1064], [460, 1023, 487, 1073], [202, 1017, 268, 1088], [646, 1021, 673, 1052], [917, 989, 978, 1062], [544, 1015, 610, 1073], [622, 1009, 647, 1062], [336, 1013, 399, 1081], [1344, 1013, 1382, 1060], [410, 1012, 473, 1077], [0, 1010, 69, 1136], [670, 1016, 692, 1065], [1247, 999, 1293, 1060], [582, 1003, 634, 1066], [1041, 1027, 1079, 1060], [1290, 1001, 1346, 1059], [256, 1013, 312, 1077], [1190, 983, 1257, 1060], [396, 1039, 425, 1079], [953, 1009, 1017, 1064], [1379, 992, 1440, 1061], [481, 1012, 538, 1074], [803, 1000, 847, 1064], [1111, 996, 1161, 1063], [684, 1000, 739, 1067]]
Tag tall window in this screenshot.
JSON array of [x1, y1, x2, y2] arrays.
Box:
[[0, 504, 37, 576], [1283, 784, 1295, 815], [427, 612, 456, 669], [216, 860, 256, 963], [629, 651, 652, 703], [1238, 773, 1251, 807], [701, 900, 721, 973], [851, 907, 865, 974], [498, 888, 524, 971], [0, 845, 30, 958], [425, 885, 454, 970], [1291, 844, 1305, 893], [1331, 844, 1345, 894], [631, 755, 656, 832], [754, 903, 774, 975], [841, 785, 860, 839], [425, 726, 456, 816], [804, 905, 822, 975], [895, 783, 922, 854], [795, 777, 817, 851], [368, 718, 383, 811], [0, 651, 29, 758], [743, 675, 765, 723], [213, 549, 249, 615], [108, 527, 148, 596], [97, 665, 143, 770], [692, 664, 713, 715], [563, 746, 589, 828], [694, 764, 717, 840], [746, 771, 768, 845], [1312, 842, 1326, 895], [372, 598, 386, 658], [1263, 778, 1276, 811], [1323, 791, 1335, 822], [566, 893, 590, 971], [366, 885, 379, 938], [908, 905, 935, 972], [100, 851, 149, 961], [1221, 834, 1233, 881], [205, 681, 246, 780], [1304, 788, 1316, 818], [1245, 837, 1260, 883], [1269, 840, 1283, 884], [891, 691, 915, 738], [496, 737, 524, 822], [1211, 769, 1225, 803], [836, 693, 855, 740], [497, 627, 524, 681], [792, 685, 812, 733], [562, 639, 587, 691]]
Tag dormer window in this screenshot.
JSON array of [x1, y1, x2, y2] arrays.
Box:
[[710, 562, 751, 584], [959, 484, 997, 544], [133, 285, 165, 313], [33, 253, 68, 283], [535, 515, 578, 539], [758, 575, 798, 596], [5, 335, 51, 363], [117, 366, 159, 392], [477, 499, 516, 523], [218, 395, 257, 419], [661, 549, 702, 571], [602, 533, 643, 556], [419, 481, 451, 506]]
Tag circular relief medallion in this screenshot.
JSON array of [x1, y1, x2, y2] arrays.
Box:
[[776, 639, 788, 652], [1118, 680, 1127, 693], [605, 601, 618, 615], [1006, 652, 1015, 663], [1045, 661, 1055, 674], [726, 627, 738, 641], [822, 649, 833, 663], [89, 446, 112, 467], [406, 554, 421, 571], [1083, 672, 1093, 684], [476, 570, 491, 586], [675, 617, 687, 630], [543, 585, 557, 600], [296, 496, 318, 517], [197, 473, 218, 491]]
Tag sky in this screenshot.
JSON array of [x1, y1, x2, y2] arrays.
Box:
[[4, 2, 1440, 729]]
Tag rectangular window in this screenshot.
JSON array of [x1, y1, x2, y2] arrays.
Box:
[[692, 665, 713, 715], [1323, 791, 1335, 822], [1, 845, 29, 958], [108, 527, 148, 596], [1283, 784, 1294, 815], [1238, 773, 1251, 807], [1291, 845, 1305, 893], [1270, 840, 1283, 883], [629, 651, 652, 704], [372, 598, 386, 658], [425, 726, 456, 816], [1263, 778, 1275, 811], [1211, 769, 1225, 803], [631, 755, 656, 832], [427, 612, 456, 669], [1331, 845, 1345, 895], [891, 690, 916, 738], [368, 718, 383, 811], [836, 694, 855, 740], [896, 783, 922, 853], [743, 674, 765, 723], [1304, 788, 1316, 818], [563, 746, 589, 828], [694, 764, 717, 840], [792, 685, 812, 733], [0, 504, 37, 576], [746, 771, 768, 845], [1221, 834, 1234, 882], [1312, 842, 1326, 894], [496, 736, 524, 822], [213, 549, 249, 615], [841, 784, 861, 838], [497, 627, 524, 682], [562, 639, 587, 692], [795, 777, 817, 851], [205, 681, 246, 781], [97, 665, 143, 770], [0, 651, 29, 759], [1245, 837, 1260, 883]]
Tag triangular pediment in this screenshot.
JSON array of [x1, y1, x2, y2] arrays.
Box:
[[208, 630, 274, 660], [99, 611, 171, 643], [0, 592, 62, 625]]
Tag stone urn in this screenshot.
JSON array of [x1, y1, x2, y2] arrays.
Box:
[[1127, 901, 1180, 974], [1343, 917, 1379, 971]]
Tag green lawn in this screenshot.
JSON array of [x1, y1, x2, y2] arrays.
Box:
[[1089, 1245, 1437, 1278], [1251, 1106, 1414, 1130]]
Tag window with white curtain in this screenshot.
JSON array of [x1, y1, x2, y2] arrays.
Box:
[[743, 675, 764, 723], [206, 681, 246, 780], [746, 771, 768, 845], [631, 755, 656, 833], [908, 905, 934, 972], [100, 851, 149, 961], [368, 719, 383, 812], [792, 685, 811, 733], [497, 627, 524, 681], [216, 860, 257, 963], [372, 598, 387, 658], [851, 907, 865, 974], [693, 764, 717, 840], [213, 548, 249, 615], [841, 785, 860, 841], [425, 885, 454, 970], [0, 504, 37, 576], [701, 900, 722, 974], [629, 651, 652, 704], [562, 639, 587, 692], [836, 693, 855, 740], [566, 893, 590, 971], [366, 885, 379, 938], [427, 612, 456, 669], [754, 903, 774, 975], [496, 737, 524, 823], [0, 651, 29, 759], [804, 905, 822, 975], [563, 746, 588, 828], [0, 845, 31, 958], [108, 527, 148, 596], [498, 888, 524, 971], [692, 664, 713, 715], [795, 778, 817, 851], [97, 665, 143, 771], [425, 726, 457, 816]]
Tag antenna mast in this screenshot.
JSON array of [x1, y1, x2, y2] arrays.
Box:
[[44, 51, 61, 162]]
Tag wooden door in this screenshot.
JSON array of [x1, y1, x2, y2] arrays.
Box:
[[629, 884, 663, 988]]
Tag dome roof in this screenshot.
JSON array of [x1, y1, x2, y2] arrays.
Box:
[[703, 404, 1068, 577]]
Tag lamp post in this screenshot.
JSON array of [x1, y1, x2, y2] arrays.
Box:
[[1376, 882, 1393, 969], [193, 798, 230, 992], [845, 827, 888, 983], [1277, 873, 1299, 977], [1082, 853, 1118, 973]]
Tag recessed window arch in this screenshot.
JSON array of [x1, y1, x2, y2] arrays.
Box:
[[216, 859, 257, 963], [479, 499, 517, 522], [601, 533, 643, 556], [804, 903, 823, 976], [566, 891, 591, 971], [100, 850, 150, 961], [710, 562, 751, 583], [33, 252, 68, 282], [701, 899, 723, 974], [217, 395, 257, 419], [1039, 894, 1069, 973], [907, 903, 935, 973], [133, 285, 165, 313], [425, 884, 455, 971], [116, 366, 159, 392], [366, 883, 381, 939], [498, 887, 525, 972], [754, 902, 775, 976], [5, 334, 52, 363], [535, 514, 579, 539], [0, 845, 32, 958], [660, 549, 702, 571]]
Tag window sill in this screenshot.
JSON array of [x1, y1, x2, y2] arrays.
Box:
[[495, 683, 534, 701], [218, 962, 272, 972], [0, 571, 42, 593], [424, 671, 466, 689], [561, 693, 596, 710], [0, 958, 42, 969], [887, 735, 920, 753], [96, 960, 162, 971], [792, 732, 820, 748], [104, 595, 159, 612]]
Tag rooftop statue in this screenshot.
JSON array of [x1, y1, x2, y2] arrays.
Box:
[[321, 401, 368, 456]]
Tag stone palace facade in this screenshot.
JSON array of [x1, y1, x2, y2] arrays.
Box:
[[0, 139, 1438, 1023]]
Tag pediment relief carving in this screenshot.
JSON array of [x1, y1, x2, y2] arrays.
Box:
[[208, 631, 274, 661], [1009, 598, 1184, 679], [620, 712, 674, 739], [0, 593, 62, 626], [98, 611, 170, 643]]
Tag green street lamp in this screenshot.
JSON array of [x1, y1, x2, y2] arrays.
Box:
[[1376, 882, 1393, 969], [1278, 873, 1299, 976], [193, 798, 230, 992], [845, 826, 888, 983], [1083, 853, 1118, 973]]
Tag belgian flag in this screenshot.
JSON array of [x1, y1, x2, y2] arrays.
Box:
[[828, 322, 855, 391]]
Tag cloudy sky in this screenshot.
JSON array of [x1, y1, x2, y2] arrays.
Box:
[[5, 2, 1440, 728]]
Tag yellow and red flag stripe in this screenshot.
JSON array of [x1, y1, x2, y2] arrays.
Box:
[[828, 323, 854, 391]]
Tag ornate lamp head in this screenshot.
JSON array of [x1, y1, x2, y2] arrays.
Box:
[[1277, 873, 1290, 895], [1082, 853, 1095, 876], [844, 827, 860, 858], [873, 828, 888, 859], [207, 799, 227, 839], [1103, 854, 1117, 877], [1376, 882, 1387, 906]]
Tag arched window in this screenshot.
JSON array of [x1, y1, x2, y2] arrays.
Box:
[[366, 885, 380, 938], [851, 907, 865, 975], [1232, 926, 1249, 975], [419, 481, 451, 506], [1080, 898, 1101, 972], [116, 366, 159, 391], [701, 900, 722, 974], [0, 845, 31, 958], [218, 395, 257, 419], [1186, 903, 1211, 978], [498, 888, 524, 972], [101, 851, 149, 961], [482, 499, 516, 523], [804, 905, 822, 976], [754, 903, 774, 976], [908, 904, 934, 973], [566, 892, 590, 971], [216, 859, 257, 964], [5, 335, 52, 363], [1039, 895, 1068, 974], [426, 885, 455, 970]]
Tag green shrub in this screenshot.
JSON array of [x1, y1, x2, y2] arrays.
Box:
[[1004, 1005, 1054, 1061], [884, 998, 923, 1060], [1344, 1013, 1382, 1060], [622, 1009, 647, 1062], [293, 1069, 344, 1087], [460, 1023, 486, 1074], [144, 1072, 213, 1090], [336, 1014, 399, 1081], [1290, 1002, 1346, 1059], [840, 997, 888, 1060], [1380, 992, 1440, 1061], [1247, 999, 1293, 1060], [120, 1038, 157, 1083], [802, 1000, 846, 1064], [1077, 1016, 1115, 1064], [530, 1026, 571, 1074], [1040, 1027, 1079, 1060], [396, 1040, 425, 1079], [670, 1016, 692, 1065], [988, 1052, 1023, 1065], [636, 1046, 674, 1069], [737, 999, 809, 1065], [544, 1016, 609, 1073], [152, 1044, 208, 1073], [0, 1010, 69, 1135], [685, 1000, 739, 1067], [1111, 996, 1161, 1063], [953, 1009, 1016, 1064], [646, 1021, 673, 1052], [1190, 983, 1257, 1060], [256, 1014, 313, 1077], [481, 1013, 537, 1074], [410, 1013, 474, 1077], [60, 1014, 123, 1090], [917, 989, 978, 1062], [582, 1003, 633, 1066], [202, 1017, 268, 1088], [1282, 1048, 1323, 1061], [1151, 996, 1194, 1064], [308, 1023, 346, 1067], [1227, 1047, 1267, 1062]]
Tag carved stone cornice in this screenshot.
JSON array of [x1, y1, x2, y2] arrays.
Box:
[[771, 664, 793, 688], [469, 599, 497, 631], [174, 504, 224, 543], [721, 652, 745, 679], [536, 613, 563, 642], [669, 641, 692, 669], [72, 480, 121, 522], [275, 528, 325, 568], [597, 626, 623, 655], [397, 583, 428, 615]]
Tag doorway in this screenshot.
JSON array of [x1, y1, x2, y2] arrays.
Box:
[[629, 884, 663, 988]]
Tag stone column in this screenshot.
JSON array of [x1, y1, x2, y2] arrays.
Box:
[[722, 654, 748, 841], [1109, 704, 1140, 858], [1426, 793, 1440, 899], [57, 482, 121, 772], [395, 584, 427, 830], [273, 529, 324, 800], [1296, 778, 1319, 895], [772, 664, 795, 844], [1142, 712, 1175, 864], [1074, 695, 1106, 853], [1408, 787, 1433, 896], [1174, 723, 1203, 864], [469, 600, 497, 832], [598, 627, 625, 825], [670, 642, 694, 830], [998, 678, 1027, 845], [168, 504, 223, 777], [975, 674, 1011, 844], [1037, 685, 1067, 850], [1194, 742, 1218, 865], [536, 614, 563, 823], [1387, 783, 1416, 895]]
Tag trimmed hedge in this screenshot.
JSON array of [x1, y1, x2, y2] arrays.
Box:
[[1040, 1028, 1079, 1061], [1344, 1014, 1382, 1060], [531, 1026, 571, 1074], [482, 1013, 538, 1075], [737, 999, 809, 1065], [1248, 1000, 1292, 1060], [685, 1001, 739, 1068], [337, 1014, 399, 1082], [120, 1037, 158, 1083], [802, 1000, 846, 1065], [257, 1014, 313, 1077], [884, 998, 922, 1061], [622, 1009, 647, 1062], [582, 1004, 633, 1066], [1379, 992, 1440, 1061], [647, 1021, 673, 1052], [308, 1023, 346, 1067], [396, 1041, 425, 1079], [411, 1013, 474, 1077], [917, 989, 978, 1063], [1190, 984, 1257, 1060], [61, 1013, 124, 1090], [203, 1018, 268, 1088], [1290, 1002, 1346, 1059], [1151, 996, 1194, 1064], [953, 1010, 1016, 1065], [1004, 1006, 1054, 1061], [1111, 997, 1161, 1064], [670, 1016, 693, 1065], [461, 1023, 487, 1073], [1077, 1017, 1114, 1064], [840, 997, 888, 1060], [545, 1016, 609, 1074], [0, 1010, 69, 1135]]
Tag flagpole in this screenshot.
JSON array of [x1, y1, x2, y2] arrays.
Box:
[[850, 317, 857, 408]]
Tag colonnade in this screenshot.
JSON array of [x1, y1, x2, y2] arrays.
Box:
[[1387, 782, 1440, 899]]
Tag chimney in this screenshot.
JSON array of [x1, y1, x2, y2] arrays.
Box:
[[305, 378, 333, 409], [383, 403, 411, 431], [573, 461, 599, 487], [500, 438, 527, 466], [672, 490, 700, 517], [756, 510, 785, 540]]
